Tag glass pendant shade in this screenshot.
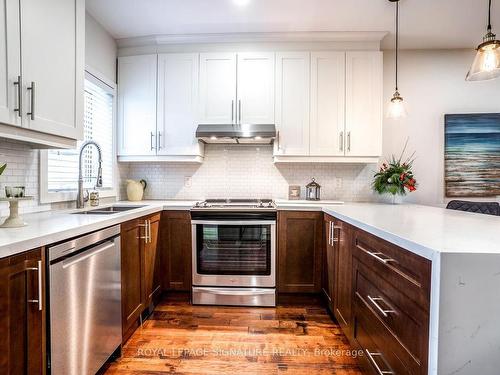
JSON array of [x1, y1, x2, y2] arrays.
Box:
[[387, 92, 407, 119], [466, 37, 500, 81]]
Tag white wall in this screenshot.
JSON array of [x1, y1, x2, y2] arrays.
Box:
[[383, 49, 500, 206], [85, 12, 117, 82]]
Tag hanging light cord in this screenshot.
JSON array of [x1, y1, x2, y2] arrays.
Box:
[[488, 0, 492, 32], [395, 1, 399, 91]]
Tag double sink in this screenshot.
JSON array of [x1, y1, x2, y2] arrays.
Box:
[[73, 205, 147, 215]]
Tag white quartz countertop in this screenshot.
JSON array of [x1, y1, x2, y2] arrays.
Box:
[[0, 200, 197, 259], [323, 203, 500, 260], [1, 200, 498, 261]]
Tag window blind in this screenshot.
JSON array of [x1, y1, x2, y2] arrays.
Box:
[[47, 77, 114, 192]]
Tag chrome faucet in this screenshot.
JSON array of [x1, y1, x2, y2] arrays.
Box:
[[77, 140, 103, 208]]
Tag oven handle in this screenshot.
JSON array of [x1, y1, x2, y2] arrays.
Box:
[[196, 288, 275, 296], [191, 220, 276, 226]]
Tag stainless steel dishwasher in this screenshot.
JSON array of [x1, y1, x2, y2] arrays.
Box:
[[47, 225, 122, 375]]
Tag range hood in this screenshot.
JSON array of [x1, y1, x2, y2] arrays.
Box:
[[196, 124, 276, 144]]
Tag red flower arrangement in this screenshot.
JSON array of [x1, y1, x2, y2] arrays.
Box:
[[372, 141, 417, 196]]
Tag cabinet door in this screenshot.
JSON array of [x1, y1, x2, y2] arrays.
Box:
[[278, 211, 322, 293], [199, 53, 236, 124], [121, 219, 145, 341], [237, 52, 275, 124], [20, 0, 84, 139], [310, 52, 346, 156], [345, 51, 383, 157], [0, 0, 21, 127], [160, 211, 192, 291], [275, 52, 310, 156], [334, 219, 353, 337], [157, 53, 202, 156], [0, 248, 44, 374], [322, 216, 336, 312], [118, 54, 158, 156], [143, 213, 161, 307]]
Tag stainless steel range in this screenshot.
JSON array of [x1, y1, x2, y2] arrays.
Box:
[[191, 199, 277, 307]]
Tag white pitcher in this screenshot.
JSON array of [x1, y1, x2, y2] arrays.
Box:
[[126, 179, 147, 201]]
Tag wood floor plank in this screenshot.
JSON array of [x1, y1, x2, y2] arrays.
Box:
[[105, 298, 365, 375]]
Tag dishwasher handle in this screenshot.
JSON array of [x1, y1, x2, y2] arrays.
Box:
[[61, 241, 116, 269]]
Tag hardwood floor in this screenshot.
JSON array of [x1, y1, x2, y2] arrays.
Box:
[[105, 294, 364, 374]]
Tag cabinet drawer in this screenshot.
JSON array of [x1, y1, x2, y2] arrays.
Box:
[[353, 230, 431, 310], [354, 292, 421, 375], [354, 259, 429, 369]]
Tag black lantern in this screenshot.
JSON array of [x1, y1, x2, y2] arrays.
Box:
[[306, 178, 321, 201]]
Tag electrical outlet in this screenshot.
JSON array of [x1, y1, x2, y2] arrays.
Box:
[[184, 176, 192, 187], [334, 177, 343, 189]]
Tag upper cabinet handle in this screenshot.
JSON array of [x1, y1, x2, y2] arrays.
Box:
[[231, 100, 234, 123], [13, 76, 22, 117], [158, 132, 162, 150], [347, 131, 351, 152], [238, 100, 242, 124], [27, 82, 35, 120], [339, 131, 344, 152], [150, 132, 156, 151]]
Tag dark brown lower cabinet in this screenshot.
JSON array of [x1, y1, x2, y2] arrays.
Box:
[[0, 248, 45, 375], [121, 212, 161, 342], [144, 213, 162, 308], [322, 214, 336, 312], [159, 211, 192, 292], [333, 218, 353, 339], [351, 226, 431, 375], [321, 213, 432, 375], [278, 211, 323, 293]]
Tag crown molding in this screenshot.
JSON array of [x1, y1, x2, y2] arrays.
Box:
[[117, 31, 389, 48]]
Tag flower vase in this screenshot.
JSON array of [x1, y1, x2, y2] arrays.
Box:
[[391, 194, 404, 205]]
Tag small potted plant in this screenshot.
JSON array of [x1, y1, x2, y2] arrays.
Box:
[[372, 142, 417, 203]]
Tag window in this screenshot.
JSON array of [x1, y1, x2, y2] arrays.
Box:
[[40, 71, 116, 203]]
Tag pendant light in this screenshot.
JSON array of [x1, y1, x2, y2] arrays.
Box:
[[387, 0, 407, 119], [466, 0, 500, 81]]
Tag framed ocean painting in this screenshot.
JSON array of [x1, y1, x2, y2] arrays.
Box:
[[444, 113, 500, 197]]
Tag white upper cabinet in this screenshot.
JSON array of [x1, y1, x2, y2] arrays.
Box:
[[275, 52, 310, 156], [117, 55, 158, 157], [0, 0, 83, 148], [157, 53, 203, 158], [199, 52, 275, 125], [199, 53, 237, 124], [345, 51, 383, 157], [20, 0, 84, 140], [237, 52, 275, 124], [0, 0, 21, 128], [310, 52, 345, 156]]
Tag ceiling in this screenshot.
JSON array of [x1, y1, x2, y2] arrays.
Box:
[[86, 0, 499, 50]]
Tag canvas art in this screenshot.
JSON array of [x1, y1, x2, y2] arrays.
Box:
[[445, 113, 500, 197]]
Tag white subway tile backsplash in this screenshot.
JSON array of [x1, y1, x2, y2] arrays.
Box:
[[121, 145, 378, 202], [0, 140, 51, 217]]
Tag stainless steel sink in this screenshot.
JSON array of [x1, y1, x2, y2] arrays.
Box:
[[73, 205, 147, 215]]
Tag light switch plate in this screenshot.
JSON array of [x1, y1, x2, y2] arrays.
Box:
[[334, 177, 343, 189], [184, 176, 192, 187]]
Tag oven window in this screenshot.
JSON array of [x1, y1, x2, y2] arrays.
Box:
[[196, 224, 272, 275]]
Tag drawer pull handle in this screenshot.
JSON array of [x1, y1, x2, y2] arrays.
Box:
[[367, 295, 395, 318], [366, 350, 394, 375], [358, 244, 397, 264]]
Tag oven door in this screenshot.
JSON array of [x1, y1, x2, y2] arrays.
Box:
[[192, 220, 276, 288]]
